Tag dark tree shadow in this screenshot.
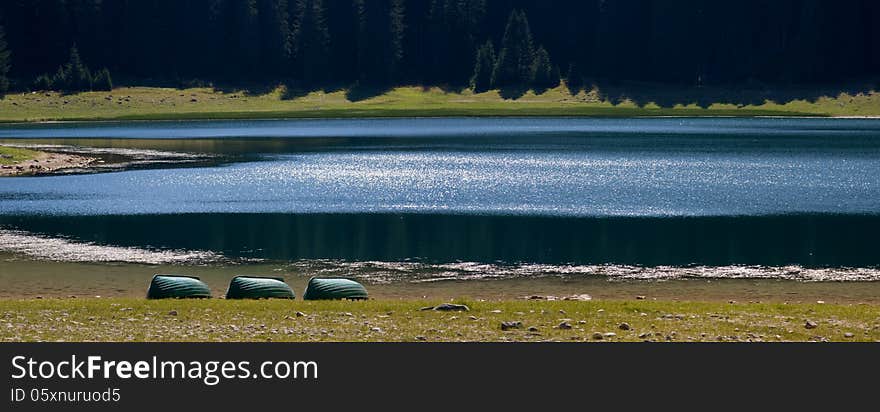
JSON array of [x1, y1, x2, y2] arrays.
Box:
[[565, 78, 585, 95], [320, 82, 350, 94], [280, 81, 355, 100], [278, 83, 312, 100], [532, 85, 548, 95], [72, 73, 878, 109], [532, 80, 561, 96], [211, 81, 279, 97], [436, 83, 469, 94], [587, 78, 877, 110], [345, 83, 393, 102], [498, 84, 529, 100]]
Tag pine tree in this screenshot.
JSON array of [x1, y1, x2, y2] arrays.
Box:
[[355, 0, 404, 85], [491, 10, 535, 88], [425, 0, 486, 85], [0, 24, 10, 93], [565, 63, 583, 92], [530, 46, 558, 90], [293, 0, 331, 85], [470, 40, 495, 93], [52, 66, 68, 90], [222, 0, 261, 77], [92, 68, 113, 91], [42, 45, 98, 92], [33, 74, 53, 91], [64, 45, 92, 91], [259, 0, 293, 75]]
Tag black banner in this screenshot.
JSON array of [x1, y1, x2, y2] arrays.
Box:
[[1, 343, 874, 410]]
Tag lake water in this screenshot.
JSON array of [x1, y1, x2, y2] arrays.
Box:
[[1, 117, 880, 295]]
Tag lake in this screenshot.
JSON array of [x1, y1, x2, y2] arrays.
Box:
[[1, 117, 879, 298]]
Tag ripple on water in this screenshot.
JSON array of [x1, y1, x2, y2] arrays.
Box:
[[283, 260, 880, 283]]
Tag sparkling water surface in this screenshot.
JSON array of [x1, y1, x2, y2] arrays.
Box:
[[1, 117, 879, 217], [1, 117, 879, 271]]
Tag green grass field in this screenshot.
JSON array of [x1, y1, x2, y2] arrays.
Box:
[[0, 145, 39, 165], [1, 83, 878, 122], [1, 298, 877, 342]]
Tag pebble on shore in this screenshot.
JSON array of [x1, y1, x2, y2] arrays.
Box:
[[501, 321, 523, 331]]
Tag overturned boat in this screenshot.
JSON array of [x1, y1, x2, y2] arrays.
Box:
[[225, 276, 295, 299], [302, 277, 368, 300], [146, 274, 212, 299]]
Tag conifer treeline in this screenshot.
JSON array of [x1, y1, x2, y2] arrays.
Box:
[[0, 24, 9, 92], [0, 0, 878, 93]]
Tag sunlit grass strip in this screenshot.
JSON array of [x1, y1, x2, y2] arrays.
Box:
[[1, 298, 877, 342], [1, 85, 874, 123]]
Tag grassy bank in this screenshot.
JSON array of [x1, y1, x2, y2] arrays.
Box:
[[1, 84, 878, 122], [0, 145, 39, 165], [1, 298, 877, 342]]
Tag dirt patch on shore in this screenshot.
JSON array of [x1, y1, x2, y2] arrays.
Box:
[[0, 149, 96, 176]]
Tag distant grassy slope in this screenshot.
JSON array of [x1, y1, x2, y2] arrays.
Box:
[[1, 298, 877, 342], [0, 83, 877, 122], [0, 145, 39, 164]]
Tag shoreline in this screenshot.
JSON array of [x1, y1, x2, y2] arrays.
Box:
[[0, 147, 96, 176], [2, 255, 880, 304], [3, 114, 880, 126]]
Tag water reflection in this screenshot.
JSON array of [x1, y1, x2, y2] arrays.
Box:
[[2, 213, 878, 267]]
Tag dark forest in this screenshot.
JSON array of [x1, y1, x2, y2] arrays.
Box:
[[0, 0, 878, 94]]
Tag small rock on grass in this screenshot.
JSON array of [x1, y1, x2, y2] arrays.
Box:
[[636, 295, 646, 300], [433, 303, 470, 312], [295, 311, 306, 317], [804, 320, 818, 329], [591, 332, 604, 340], [618, 322, 631, 331], [603, 332, 617, 338], [167, 310, 178, 316], [844, 332, 854, 338], [557, 321, 572, 330], [561, 294, 592, 301], [528, 326, 539, 332], [501, 321, 523, 331]]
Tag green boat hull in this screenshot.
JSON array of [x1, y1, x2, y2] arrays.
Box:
[[225, 276, 295, 299], [147, 274, 212, 299], [302, 278, 368, 300]]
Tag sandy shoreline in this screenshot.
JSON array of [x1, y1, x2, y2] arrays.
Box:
[[3, 256, 880, 304], [0, 148, 96, 176]]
